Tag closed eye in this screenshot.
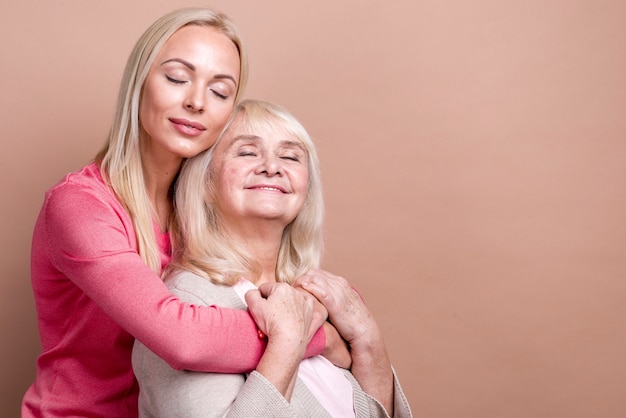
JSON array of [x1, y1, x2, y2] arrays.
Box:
[[211, 90, 228, 100], [166, 75, 186, 85], [238, 151, 257, 157]]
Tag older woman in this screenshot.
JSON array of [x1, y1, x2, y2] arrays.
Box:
[[132, 99, 413, 417]]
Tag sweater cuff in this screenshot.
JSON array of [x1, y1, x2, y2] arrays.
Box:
[[304, 325, 326, 358]]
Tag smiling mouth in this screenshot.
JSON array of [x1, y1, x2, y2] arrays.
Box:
[[249, 186, 287, 193]]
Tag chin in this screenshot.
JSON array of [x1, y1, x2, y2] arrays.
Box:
[[174, 147, 207, 159]]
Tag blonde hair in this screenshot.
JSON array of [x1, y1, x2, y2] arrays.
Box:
[[171, 99, 324, 285], [95, 8, 248, 273]]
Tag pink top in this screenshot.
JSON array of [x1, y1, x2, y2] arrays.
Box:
[[22, 163, 325, 418]]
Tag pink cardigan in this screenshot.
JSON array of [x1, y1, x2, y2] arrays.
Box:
[[22, 163, 324, 417]]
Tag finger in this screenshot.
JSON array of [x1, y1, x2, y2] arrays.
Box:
[[244, 288, 263, 307], [313, 269, 344, 283], [300, 269, 348, 292], [245, 289, 267, 326], [298, 269, 332, 284], [302, 292, 328, 322], [244, 289, 271, 336], [257, 281, 280, 298], [292, 276, 305, 289], [298, 278, 331, 303]]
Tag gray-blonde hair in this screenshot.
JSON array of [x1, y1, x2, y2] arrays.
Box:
[[171, 99, 324, 285], [95, 8, 248, 273]]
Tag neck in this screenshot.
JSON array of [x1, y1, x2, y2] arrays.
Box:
[[141, 151, 183, 233], [224, 219, 285, 285]]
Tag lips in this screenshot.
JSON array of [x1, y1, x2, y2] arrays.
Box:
[[169, 118, 206, 136], [247, 184, 288, 193]]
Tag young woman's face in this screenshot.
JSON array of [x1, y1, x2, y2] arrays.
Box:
[[211, 118, 310, 227], [139, 25, 240, 161]]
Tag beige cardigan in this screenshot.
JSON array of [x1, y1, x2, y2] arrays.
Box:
[[132, 271, 413, 417]]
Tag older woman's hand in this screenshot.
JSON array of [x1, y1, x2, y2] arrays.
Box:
[[245, 281, 328, 400], [295, 270, 395, 415], [246, 281, 327, 346], [294, 269, 381, 349]]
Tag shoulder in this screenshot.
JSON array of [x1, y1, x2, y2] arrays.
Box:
[[43, 163, 122, 214], [47, 163, 107, 194], [166, 271, 247, 310], [38, 163, 132, 241]]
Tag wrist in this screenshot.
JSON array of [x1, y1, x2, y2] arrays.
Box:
[[270, 333, 308, 356], [348, 322, 384, 353]]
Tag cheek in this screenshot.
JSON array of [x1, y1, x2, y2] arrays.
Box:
[[140, 77, 179, 125], [296, 171, 310, 195], [139, 85, 160, 129], [206, 107, 235, 137], [216, 166, 240, 197]]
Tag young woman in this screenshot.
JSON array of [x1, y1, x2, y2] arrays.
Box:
[[23, 9, 343, 418], [132, 100, 413, 417]]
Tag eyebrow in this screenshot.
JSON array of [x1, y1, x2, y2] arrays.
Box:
[[230, 134, 306, 152], [160, 58, 238, 86], [229, 134, 261, 146], [279, 140, 307, 153]]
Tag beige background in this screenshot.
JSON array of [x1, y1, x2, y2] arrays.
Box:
[[2, 0, 625, 416]]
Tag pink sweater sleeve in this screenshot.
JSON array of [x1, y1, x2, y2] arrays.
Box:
[[40, 176, 325, 372]]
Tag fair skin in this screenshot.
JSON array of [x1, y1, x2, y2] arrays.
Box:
[[136, 25, 347, 369], [212, 121, 310, 256], [210, 114, 393, 411], [247, 282, 326, 401], [139, 24, 240, 230], [209, 116, 318, 399], [295, 271, 395, 415]]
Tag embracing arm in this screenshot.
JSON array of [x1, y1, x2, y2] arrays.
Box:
[[132, 275, 322, 417], [42, 179, 324, 372]]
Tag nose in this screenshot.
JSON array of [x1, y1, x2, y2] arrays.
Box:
[[183, 87, 205, 113], [257, 154, 283, 177]]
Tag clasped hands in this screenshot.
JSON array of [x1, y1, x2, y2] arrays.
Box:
[[246, 269, 378, 370]]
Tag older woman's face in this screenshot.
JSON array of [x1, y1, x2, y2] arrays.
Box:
[[211, 118, 310, 227], [139, 25, 240, 161]]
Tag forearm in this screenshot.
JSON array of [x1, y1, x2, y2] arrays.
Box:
[[43, 186, 269, 372], [245, 283, 317, 401], [255, 337, 305, 401], [226, 371, 301, 417], [295, 270, 395, 409], [145, 274, 324, 372], [350, 326, 395, 415]]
